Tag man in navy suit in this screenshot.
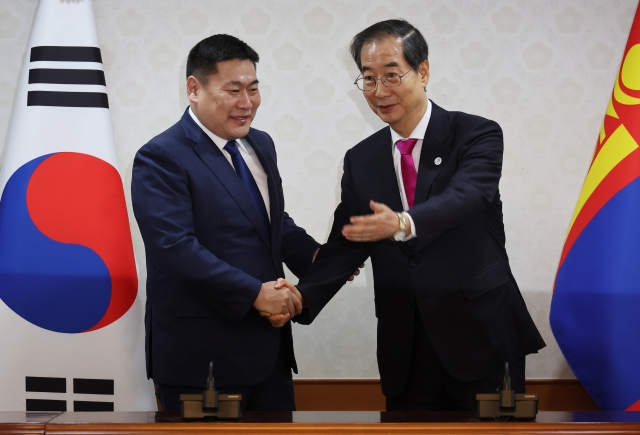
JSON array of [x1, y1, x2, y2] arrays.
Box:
[[131, 35, 319, 412], [273, 19, 545, 411]]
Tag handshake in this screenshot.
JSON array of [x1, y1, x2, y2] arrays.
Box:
[[253, 278, 303, 328], [253, 264, 363, 328]]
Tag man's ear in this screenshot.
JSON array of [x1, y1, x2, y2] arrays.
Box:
[[419, 60, 430, 91], [186, 76, 199, 103]]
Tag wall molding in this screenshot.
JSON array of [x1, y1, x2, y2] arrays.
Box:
[[293, 379, 599, 411]]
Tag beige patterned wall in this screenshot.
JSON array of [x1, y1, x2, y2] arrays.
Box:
[[1, 0, 637, 379]]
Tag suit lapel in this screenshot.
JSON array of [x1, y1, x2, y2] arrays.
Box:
[[366, 127, 404, 212], [183, 114, 271, 249], [244, 132, 281, 245], [366, 103, 453, 212], [414, 102, 452, 205]]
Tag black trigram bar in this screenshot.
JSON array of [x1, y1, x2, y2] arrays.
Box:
[[25, 376, 66, 393], [29, 68, 106, 85], [27, 91, 109, 108], [74, 400, 114, 412], [30, 46, 102, 63], [73, 378, 114, 395], [26, 399, 67, 412]]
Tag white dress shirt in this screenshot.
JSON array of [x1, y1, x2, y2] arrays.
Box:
[[389, 99, 433, 240], [189, 107, 270, 221]]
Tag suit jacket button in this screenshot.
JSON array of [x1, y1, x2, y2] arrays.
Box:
[[409, 259, 417, 267]]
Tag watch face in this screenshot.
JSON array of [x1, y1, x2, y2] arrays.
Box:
[[394, 231, 406, 241]]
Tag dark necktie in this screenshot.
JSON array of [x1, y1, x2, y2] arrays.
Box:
[[223, 140, 270, 230], [396, 138, 418, 208]]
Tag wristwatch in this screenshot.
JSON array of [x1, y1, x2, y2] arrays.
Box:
[[391, 212, 406, 241]]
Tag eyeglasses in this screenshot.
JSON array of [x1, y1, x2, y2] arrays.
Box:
[[354, 68, 415, 91]]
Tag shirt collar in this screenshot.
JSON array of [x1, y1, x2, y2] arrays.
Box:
[[390, 99, 432, 145], [188, 106, 248, 153]]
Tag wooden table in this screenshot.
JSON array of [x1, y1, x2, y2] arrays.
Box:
[[0, 411, 59, 435], [2, 411, 640, 434]]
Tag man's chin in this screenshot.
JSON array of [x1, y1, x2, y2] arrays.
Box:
[[376, 111, 399, 125], [228, 125, 252, 139]]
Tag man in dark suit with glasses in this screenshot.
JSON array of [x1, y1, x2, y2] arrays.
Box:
[[272, 19, 545, 411]]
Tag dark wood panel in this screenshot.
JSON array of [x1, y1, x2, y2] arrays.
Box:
[[294, 379, 386, 411], [527, 379, 599, 411], [0, 423, 44, 435], [293, 379, 600, 411], [0, 412, 58, 435]]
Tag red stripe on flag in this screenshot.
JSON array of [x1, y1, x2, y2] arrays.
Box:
[[593, 116, 623, 161], [558, 148, 640, 271], [627, 399, 640, 411]]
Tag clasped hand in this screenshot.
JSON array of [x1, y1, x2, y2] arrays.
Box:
[[254, 279, 303, 328]]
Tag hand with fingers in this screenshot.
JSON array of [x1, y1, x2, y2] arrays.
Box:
[[259, 251, 366, 328], [254, 279, 302, 328], [342, 200, 411, 242], [259, 278, 303, 327], [348, 263, 365, 281]]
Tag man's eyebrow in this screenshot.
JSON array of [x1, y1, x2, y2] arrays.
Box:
[[361, 62, 400, 72], [227, 79, 260, 86]]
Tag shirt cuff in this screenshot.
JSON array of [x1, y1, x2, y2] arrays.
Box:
[[401, 212, 416, 242]]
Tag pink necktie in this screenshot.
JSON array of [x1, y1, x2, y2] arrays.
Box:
[[396, 139, 418, 208]]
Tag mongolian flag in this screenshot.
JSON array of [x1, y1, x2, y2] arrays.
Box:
[[0, 0, 155, 410], [550, 3, 640, 411]]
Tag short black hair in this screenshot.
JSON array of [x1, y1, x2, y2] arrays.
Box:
[[186, 34, 259, 81], [349, 19, 428, 72]]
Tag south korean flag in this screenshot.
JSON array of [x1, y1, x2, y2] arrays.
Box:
[[0, 0, 155, 411]]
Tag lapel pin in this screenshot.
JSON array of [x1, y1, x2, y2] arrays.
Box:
[[434, 157, 442, 165]]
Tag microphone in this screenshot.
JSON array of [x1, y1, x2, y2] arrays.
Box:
[[499, 362, 515, 409], [477, 361, 538, 420], [180, 360, 242, 420], [203, 361, 218, 409]]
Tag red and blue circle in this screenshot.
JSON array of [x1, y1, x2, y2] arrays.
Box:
[[0, 152, 137, 333]]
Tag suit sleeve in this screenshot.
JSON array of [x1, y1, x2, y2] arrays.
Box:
[[295, 149, 370, 324], [131, 141, 261, 322], [408, 118, 504, 251], [281, 211, 320, 278]]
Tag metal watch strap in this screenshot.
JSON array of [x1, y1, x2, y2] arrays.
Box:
[[396, 212, 406, 232], [390, 212, 406, 241]]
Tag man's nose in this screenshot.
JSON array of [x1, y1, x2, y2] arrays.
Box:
[[237, 90, 252, 109], [373, 80, 390, 98]]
